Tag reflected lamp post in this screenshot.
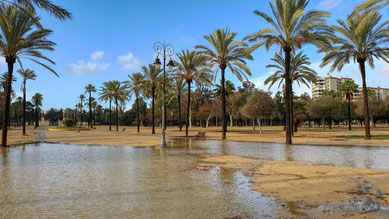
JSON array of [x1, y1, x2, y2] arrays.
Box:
[[153, 42, 175, 147]]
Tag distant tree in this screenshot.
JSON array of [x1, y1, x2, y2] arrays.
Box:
[[99, 81, 115, 131], [84, 84, 96, 129], [17, 69, 37, 135], [110, 81, 130, 131], [340, 80, 359, 130], [31, 93, 43, 129], [240, 91, 275, 133], [127, 72, 145, 132]]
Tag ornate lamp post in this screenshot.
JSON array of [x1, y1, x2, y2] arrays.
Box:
[[154, 42, 175, 147]]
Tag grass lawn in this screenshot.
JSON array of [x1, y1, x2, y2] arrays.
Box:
[[48, 127, 89, 131], [344, 135, 389, 140]]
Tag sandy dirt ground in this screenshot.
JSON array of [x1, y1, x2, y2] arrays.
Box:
[[3, 125, 389, 147], [197, 154, 389, 218]]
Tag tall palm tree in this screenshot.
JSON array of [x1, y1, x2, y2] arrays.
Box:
[[78, 94, 85, 126], [31, 92, 42, 129], [175, 49, 210, 137], [265, 51, 317, 133], [17, 69, 37, 135], [340, 80, 359, 131], [170, 77, 186, 131], [321, 10, 389, 140], [6, 0, 72, 20], [0, 4, 58, 147], [110, 81, 130, 131], [99, 81, 115, 131], [213, 80, 236, 99], [356, 0, 389, 11], [196, 28, 253, 139], [127, 72, 145, 133], [244, 0, 331, 144], [141, 64, 162, 134], [84, 84, 96, 129]]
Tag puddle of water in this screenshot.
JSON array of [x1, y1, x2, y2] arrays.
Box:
[[1, 139, 388, 218]]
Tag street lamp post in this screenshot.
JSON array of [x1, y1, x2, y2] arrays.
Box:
[[154, 42, 175, 147]]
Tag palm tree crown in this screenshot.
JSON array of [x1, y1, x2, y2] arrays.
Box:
[[340, 80, 359, 102]]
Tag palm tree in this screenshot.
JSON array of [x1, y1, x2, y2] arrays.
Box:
[[265, 51, 317, 133], [6, 0, 72, 20], [0, 4, 58, 147], [320, 10, 389, 140], [127, 72, 145, 133], [110, 81, 130, 131], [31, 93, 42, 129], [244, 0, 331, 144], [84, 84, 96, 129], [99, 81, 115, 131], [340, 80, 359, 131], [170, 77, 186, 131], [356, 0, 389, 11], [196, 28, 252, 139], [78, 94, 85, 126], [17, 69, 37, 135], [141, 64, 162, 134], [213, 80, 236, 99], [175, 49, 210, 137]]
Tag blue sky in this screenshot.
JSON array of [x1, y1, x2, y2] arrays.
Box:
[[3, 0, 389, 110]]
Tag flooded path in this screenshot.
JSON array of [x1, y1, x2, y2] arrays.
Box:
[[0, 140, 388, 218]]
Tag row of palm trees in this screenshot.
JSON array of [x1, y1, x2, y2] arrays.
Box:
[[0, 1, 71, 147]]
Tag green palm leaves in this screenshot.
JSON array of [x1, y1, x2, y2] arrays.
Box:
[[17, 68, 36, 135], [265, 52, 317, 89]]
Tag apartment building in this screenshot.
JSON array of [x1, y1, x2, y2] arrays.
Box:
[[312, 76, 352, 98], [355, 87, 389, 101]]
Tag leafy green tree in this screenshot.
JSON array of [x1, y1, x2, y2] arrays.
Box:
[[245, 0, 331, 144], [196, 28, 252, 139], [84, 84, 96, 129], [175, 49, 210, 136], [321, 10, 389, 139], [17, 69, 36, 135], [0, 4, 57, 147], [240, 90, 275, 133], [213, 80, 236, 98], [31, 93, 42, 129], [141, 64, 162, 134], [340, 80, 359, 130]]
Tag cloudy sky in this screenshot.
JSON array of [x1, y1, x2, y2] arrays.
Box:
[[3, 0, 389, 110]]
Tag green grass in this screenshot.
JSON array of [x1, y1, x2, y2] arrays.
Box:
[[343, 135, 389, 140]]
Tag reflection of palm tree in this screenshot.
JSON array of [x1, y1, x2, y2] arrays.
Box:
[[175, 50, 210, 137], [141, 64, 162, 134], [127, 72, 145, 133], [321, 10, 389, 139], [197, 28, 252, 140], [340, 80, 359, 131], [17, 69, 37, 135], [84, 84, 96, 129], [0, 4, 58, 147], [31, 93, 43, 129], [245, 0, 331, 144]]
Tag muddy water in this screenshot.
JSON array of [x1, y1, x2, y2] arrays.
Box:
[[1, 140, 389, 218]]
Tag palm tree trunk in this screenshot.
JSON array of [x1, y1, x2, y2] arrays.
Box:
[[152, 88, 155, 134], [358, 59, 371, 140], [109, 99, 112, 131], [35, 106, 39, 129], [89, 92, 92, 129], [1, 57, 15, 147], [137, 97, 140, 133], [290, 83, 294, 136], [221, 66, 227, 140], [348, 98, 352, 131], [22, 80, 26, 135], [115, 97, 119, 132], [186, 81, 191, 137], [178, 94, 182, 131], [283, 47, 292, 144]]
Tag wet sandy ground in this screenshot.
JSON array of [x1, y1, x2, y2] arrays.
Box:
[[15, 125, 389, 147], [196, 154, 389, 218]]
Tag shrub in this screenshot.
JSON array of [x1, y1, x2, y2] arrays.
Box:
[[63, 119, 76, 127]]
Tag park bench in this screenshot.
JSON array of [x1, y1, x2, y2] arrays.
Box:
[[195, 132, 206, 138]]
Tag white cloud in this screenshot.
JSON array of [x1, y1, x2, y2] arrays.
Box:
[[316, 0, 344, 10], [380, 64, 389, 78], [117, 52, 141, 72], [67, 51, 110, 76], [91, 50, 104, 61]]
